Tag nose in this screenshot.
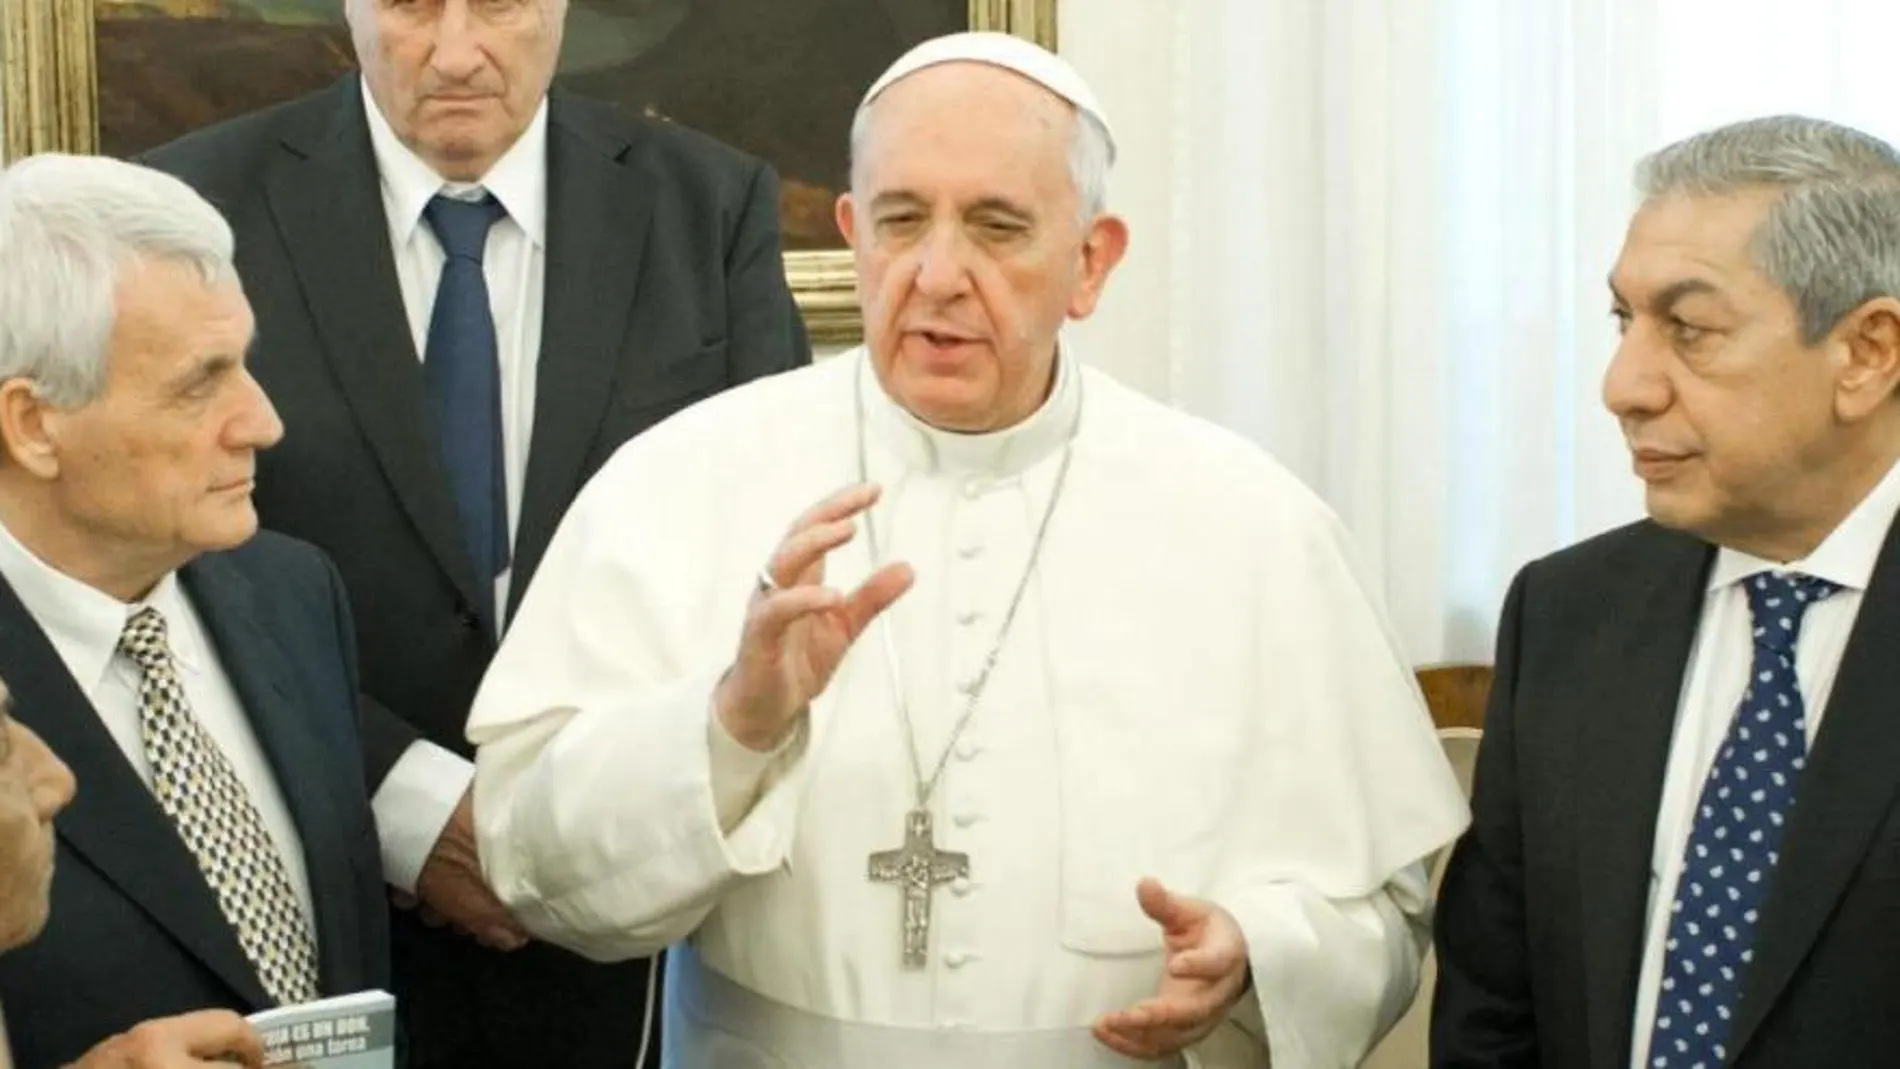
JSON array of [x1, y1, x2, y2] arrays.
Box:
[[1601, 324, 1673, 422], [913, 223, 974, 301], [230, 369, 286, 451], [19, 725, 75, 824], [429, 0, 488, 83]]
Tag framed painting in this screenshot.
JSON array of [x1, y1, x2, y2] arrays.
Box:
[[0, 0, 1059, 344]]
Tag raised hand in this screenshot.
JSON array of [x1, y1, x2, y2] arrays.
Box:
[[714, 483, 914, 751], [1092, 878, 1251, 1061]]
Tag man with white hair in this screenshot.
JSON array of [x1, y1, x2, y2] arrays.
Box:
[[0, 154, 387, 1069], [470, 33, 1468, 1068]]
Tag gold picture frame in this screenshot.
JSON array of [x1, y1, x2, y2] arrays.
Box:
[[0, 0, 1058, 345]]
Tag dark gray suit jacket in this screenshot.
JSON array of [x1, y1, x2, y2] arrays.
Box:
[[1432, 516, 1900, 1067], [0, 533, 388, 1069], [143, 76, 810, 1069]]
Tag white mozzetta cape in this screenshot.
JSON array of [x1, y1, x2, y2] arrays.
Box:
[[469, 347, 1469, 1068]]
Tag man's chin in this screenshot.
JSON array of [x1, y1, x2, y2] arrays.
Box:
[[0, 893, 51, 954], [195, 508, 262, 554], [417, 131, 505, 181], [1642, 486, 1711, 535], [897, 385, 993, 433]]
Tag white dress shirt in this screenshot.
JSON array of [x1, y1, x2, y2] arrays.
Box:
[[358, 83, 549, 890], [0, 519, 318, 932], [1630, 456, 1900, 1068]]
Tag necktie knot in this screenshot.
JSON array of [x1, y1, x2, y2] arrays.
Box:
[[119, 606, 174, 673], [1744, 570, 1841, 658], [423, 193, 505, 263]]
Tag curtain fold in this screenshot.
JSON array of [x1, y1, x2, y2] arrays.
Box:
[[1064, 0, 1891, 663]]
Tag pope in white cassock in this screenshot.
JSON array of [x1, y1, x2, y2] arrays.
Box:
[[466, 32, 1469, 1069]]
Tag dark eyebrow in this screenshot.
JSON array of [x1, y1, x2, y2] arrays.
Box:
[[1651, 278, 1723, 314], [1607, 276, 1725, 314]]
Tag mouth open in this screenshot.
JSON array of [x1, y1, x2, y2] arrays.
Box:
[[915, 329, 979, 350]]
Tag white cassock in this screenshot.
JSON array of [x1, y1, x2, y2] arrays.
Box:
[[468, 346, 1470, 1069]]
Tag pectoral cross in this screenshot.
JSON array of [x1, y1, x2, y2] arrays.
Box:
[[867, 808, 970, 968]]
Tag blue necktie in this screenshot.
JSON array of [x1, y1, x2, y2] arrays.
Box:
[[1647, 570, 1841, 1068], [422, 193, 510, 626]]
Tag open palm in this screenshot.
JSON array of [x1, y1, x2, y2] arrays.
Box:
[[716, 484, 913, 750]]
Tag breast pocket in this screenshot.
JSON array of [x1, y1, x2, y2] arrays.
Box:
[[615, 338, 731, 420]]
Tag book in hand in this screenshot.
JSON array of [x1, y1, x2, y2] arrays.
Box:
[[247, 990, 395, 1069]]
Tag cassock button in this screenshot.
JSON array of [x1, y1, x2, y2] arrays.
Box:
[[955, 610, 982, 627], [956, 544, 984, 560], [961, 479, 986, 499], [952, 876, 975, 896], [955, 738, 981, 761], [952, 812, 980, 828], [945, 950, 977, 968]]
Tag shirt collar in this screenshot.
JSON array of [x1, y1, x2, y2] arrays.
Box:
[[0, 518, 201, 694], [360, 76, 549, 247], [1708, 454, 1900, 595], [858, 340, 1081, 477]]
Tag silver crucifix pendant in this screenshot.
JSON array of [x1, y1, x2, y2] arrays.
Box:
[[867, 808, 970, 968]]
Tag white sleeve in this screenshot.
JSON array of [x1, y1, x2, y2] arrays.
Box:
[[1188, 862, 1429, 1069], [371, 741, 475, 893], [708, 712, 807, 833], [474, 669, 815, 963]]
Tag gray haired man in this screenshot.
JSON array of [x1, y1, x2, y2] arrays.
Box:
[[1433, 115, 1900, 1068], [0, 153, 388, 1069]]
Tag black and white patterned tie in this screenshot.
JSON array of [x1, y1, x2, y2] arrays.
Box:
[[119, 606, 319, 1006]]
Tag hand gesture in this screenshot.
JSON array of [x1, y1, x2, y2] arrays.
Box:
[[1092, 878, 1251, 1061], [67, 1009, 263, 1068], [714, 483, 913, 751]]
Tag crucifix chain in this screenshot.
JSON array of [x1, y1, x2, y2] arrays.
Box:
[[853, 358, 1080, 967]]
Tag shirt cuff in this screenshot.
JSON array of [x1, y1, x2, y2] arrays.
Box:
[[372, 740, 476, 893], [707, 711, 805, 833]]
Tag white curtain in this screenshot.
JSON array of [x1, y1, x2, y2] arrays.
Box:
[[1062, 0, 1900, 665]]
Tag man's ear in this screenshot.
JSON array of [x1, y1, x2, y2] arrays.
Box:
[[836, 193, 860, 251], [0, 379, 64, 480], [1067, 213, 1130, 321]]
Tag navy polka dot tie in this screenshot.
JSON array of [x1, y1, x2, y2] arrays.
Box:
[[1647, 570, 1840, 1068]]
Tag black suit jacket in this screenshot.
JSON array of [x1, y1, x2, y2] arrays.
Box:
[[143, 77, 810, 1069], [1432, 517, 1900, 1068], [0, 533, 388, 1069]]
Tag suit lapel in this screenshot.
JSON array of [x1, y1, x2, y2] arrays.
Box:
[[1574, 528, 1712, 1069], [260, 77, 484, 613], [508, 92, 655, 617], [0, 578, 270, 1007], [180, 555, 360, 996], [1728, 511, 1900, 1055]]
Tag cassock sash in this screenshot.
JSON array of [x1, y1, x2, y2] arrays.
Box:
[[664, 944, 1185, 1069]]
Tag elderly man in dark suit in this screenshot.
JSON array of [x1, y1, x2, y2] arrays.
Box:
[[142, 1, 812, 1065], [0, 153, 389, 1069], [1433, 115, 1900, 1068]]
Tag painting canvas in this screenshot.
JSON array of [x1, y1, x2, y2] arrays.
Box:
[[6, 0, 1056, 339], [96, 0, 972, 250]]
